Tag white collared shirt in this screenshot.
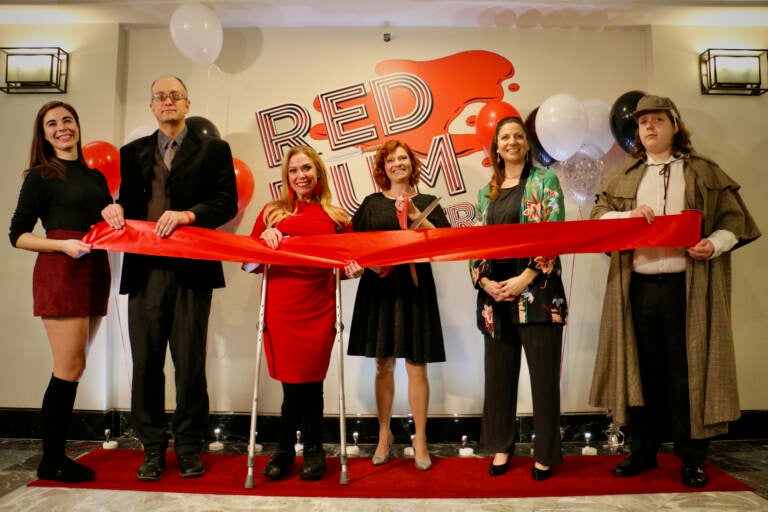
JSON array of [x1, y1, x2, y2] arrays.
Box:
[[600, 156, 737, 273]]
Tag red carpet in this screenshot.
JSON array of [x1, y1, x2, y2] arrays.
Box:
[[29, 450, 753, 499]]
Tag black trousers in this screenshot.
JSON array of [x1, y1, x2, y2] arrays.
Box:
[[629, 272, 708, 464], [128, 268, 213, 455], [277, 382, 325, 453], [482, 324, 563, 466]]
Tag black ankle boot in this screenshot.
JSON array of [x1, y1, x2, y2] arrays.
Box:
[[37, 376, 95, 482], [263, 450, 295, 480], [300, 445, 326, 481]]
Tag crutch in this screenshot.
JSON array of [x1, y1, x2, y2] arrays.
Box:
[[335, 268, 350, 484], [245, 264, 269, 488]]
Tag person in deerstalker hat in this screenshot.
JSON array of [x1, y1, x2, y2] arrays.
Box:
[[589, 94, 760, 488]]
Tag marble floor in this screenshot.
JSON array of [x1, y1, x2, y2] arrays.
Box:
[[1, 437, 767, 512]]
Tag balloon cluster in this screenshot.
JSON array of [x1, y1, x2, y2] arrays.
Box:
[[473, 90, 646, 206], [91, 116, 255, 213]]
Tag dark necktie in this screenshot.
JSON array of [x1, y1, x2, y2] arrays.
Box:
[[164, 140, 177, 171]]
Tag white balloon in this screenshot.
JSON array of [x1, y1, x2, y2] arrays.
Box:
[[535, 94, 587, 162], [581, 98, 615, 155], [170, 3, 223, 66], [124, 124, 155, 144]]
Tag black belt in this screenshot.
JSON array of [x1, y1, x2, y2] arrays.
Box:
[[631, 271, 685, 281]]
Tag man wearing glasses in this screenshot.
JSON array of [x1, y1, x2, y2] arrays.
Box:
[[101, 76, 237, 481]]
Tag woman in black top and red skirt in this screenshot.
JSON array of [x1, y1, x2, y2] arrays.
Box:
[[9, 101, 112, 482]]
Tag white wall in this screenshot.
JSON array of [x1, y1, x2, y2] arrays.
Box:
[[647, 25, 768, 410], [0, 23, 765, 420], [0, 24, 124, 410]]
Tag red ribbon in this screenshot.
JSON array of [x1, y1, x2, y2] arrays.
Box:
[[83, 210, 702, 268]]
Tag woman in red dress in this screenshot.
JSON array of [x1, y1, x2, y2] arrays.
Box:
[[248, 145, 362, 481]]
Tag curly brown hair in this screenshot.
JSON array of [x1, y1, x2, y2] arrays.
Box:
[[372, 140, 422, 191]]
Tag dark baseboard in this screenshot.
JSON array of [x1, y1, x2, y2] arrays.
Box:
[[1, 408, 766, 445]]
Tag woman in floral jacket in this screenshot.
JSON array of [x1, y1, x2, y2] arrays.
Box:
[[469, 116, 568, 481]]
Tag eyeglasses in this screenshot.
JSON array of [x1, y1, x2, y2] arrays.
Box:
[[151, 91, 187, 103]]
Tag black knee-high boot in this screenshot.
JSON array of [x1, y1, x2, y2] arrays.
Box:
[[37, 375, 95, 482]]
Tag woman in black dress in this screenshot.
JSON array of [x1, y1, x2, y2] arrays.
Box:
[[348, 140, 449, 471], [9, 101, 112, 482]]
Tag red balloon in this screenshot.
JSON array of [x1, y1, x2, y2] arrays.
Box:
[[475, 100, 522, 157], [233, 157, 255, 213], [82, 140, 120, 196]]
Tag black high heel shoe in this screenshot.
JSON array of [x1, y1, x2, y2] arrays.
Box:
[[531, 465, 552, 481], [488, 453, 510, 477]]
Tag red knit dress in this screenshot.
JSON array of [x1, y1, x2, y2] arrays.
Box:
[[250, 202, 349, 383]]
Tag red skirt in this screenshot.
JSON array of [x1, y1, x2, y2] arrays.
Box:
[[32, 230, 111, 317]]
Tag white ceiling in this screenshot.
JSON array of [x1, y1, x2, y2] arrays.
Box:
[[1, 0, 768, 29]]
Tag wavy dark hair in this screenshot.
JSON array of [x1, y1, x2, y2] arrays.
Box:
[[486, 116, 530, 201], [26, 101, 85, 180], [630, 110, 694, 159], [372, 140, 422, 191]]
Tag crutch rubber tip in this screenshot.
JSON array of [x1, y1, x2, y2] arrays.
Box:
[[245, 475, 254, 488], [340, 471, 349, 485]]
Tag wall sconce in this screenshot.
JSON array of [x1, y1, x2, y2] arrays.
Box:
[[0, 47, 69, 94], [699, 48, 767, 96]]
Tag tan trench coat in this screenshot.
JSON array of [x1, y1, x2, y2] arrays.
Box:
[[589, 153, 761, 439]]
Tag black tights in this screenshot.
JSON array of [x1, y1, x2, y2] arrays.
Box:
[[277, 381, 324, 453]]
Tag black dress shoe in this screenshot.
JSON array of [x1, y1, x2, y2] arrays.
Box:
[[300, 447, 326, 481], [263, 451, 295, 481], [488, 458, 510, 477], [178, 453, 205, 478], [137, 449, 166, 481], [681, 462, 708, 488], [612, 455, 658, 477], [38, 456, 96, 482]]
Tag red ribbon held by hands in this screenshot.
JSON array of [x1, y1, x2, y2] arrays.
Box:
[[82, 211, 703, 269]]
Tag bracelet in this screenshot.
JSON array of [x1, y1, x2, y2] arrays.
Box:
[[183, 210, 194, 224]]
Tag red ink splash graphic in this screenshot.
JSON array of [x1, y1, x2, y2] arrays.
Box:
[[309, 50, 516, 158]]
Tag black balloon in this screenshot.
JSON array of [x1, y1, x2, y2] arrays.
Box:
[[609, 90, 645, 154], [524, 107, 556, 168], [186, 116, 221, 139]]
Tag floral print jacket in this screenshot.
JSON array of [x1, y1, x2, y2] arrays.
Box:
[[469, 166, 568, 336]]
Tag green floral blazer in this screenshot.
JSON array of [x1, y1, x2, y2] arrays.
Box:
[[469, 166, 568, 336]]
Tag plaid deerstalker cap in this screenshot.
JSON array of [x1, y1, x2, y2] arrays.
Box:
[[632, 95, 681, 120]]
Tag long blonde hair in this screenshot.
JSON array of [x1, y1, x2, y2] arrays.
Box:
[[263, 145, 349, 227]]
